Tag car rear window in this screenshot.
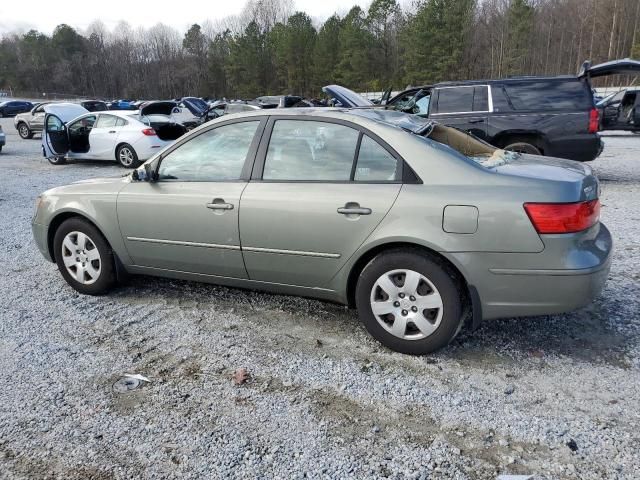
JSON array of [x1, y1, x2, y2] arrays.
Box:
[[503, 80, 592, 111]]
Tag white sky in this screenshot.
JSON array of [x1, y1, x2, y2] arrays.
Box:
[[0, 0, 372, 35]]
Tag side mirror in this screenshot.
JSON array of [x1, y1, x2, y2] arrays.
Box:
[[144, 162, 158, 183]]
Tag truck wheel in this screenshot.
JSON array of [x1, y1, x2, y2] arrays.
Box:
[[503, 141, 541, 155]]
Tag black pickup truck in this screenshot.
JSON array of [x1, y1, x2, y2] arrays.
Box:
[[324, 58, 640, 162]]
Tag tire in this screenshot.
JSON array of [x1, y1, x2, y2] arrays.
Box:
[[17, 123, 32, 139], [503, 141, 541, 155], [116, 143, 141, 168], [47, 156, 66, 165], [355, 250, 463, 355], [53, 217, 116, 295]]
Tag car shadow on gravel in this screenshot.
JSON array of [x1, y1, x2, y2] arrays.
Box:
[[111, 274, 636, 369]]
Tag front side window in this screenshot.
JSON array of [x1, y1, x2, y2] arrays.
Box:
[[158, 121, 259, 181], [68, 115, 96, 135], [263, 120, 359, 181], [436, 87, 474, 114], [354, 136, 399, 181]]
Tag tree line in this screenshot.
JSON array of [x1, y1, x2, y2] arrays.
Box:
[[0, 0, 638, 100]]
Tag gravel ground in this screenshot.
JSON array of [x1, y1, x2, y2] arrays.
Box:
[[0, 118, 638, 480]]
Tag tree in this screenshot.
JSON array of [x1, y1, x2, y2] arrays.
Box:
[[503, 0, 534, 75]]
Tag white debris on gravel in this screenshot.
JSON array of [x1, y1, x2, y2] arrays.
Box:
[[0, 120, 638, 479]]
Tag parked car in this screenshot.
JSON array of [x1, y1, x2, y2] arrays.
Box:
[[328, 58, 640, 162], [32, 108, 611, 354], [108, 99, 137, 110], [14, 102, 51, 139], [0, 100, 33, 117], [81, 100, 109, 112], [0, 125, 5, 152], [42, 102, 187, 168], [596, 87, 640, 133]]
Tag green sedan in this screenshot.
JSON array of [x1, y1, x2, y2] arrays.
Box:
[[32, 108, 612, 354]]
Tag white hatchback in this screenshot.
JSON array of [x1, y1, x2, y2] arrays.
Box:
[[42, 102, 188, 168]]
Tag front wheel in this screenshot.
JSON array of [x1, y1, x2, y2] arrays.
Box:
[[47, 155, 66, 165], [355, 250, 464, 355], [53, 218, 116, 295], [116, 144, 141, 168], [18, 123, 32, 139]]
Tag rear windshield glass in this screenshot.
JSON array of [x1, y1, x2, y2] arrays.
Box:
[[503, 80, 591, 111]]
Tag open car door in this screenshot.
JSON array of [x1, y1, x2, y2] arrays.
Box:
[[42, 103, 88, 159]]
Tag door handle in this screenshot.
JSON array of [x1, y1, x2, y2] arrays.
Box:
[[337, 203, 371, 216], [108, 130, 116, 133], [468, 119, 485, 124], [206, 198, 234, 210]]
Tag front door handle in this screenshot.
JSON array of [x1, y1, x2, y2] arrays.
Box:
[[108, 130, 116, 133], [206, 198, 234, 210], [468, 119, 485, 124], [337, 203, 371, 216]]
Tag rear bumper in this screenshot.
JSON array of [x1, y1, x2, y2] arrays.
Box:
[[545, 134, 602, 162], [448, 223, 612, 320]]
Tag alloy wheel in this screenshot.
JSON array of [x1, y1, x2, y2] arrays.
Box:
[[119, 147, 134, 167], [61, 231, 101, 285], [369, 269, 443, 340], [19, 125, 29, 138]]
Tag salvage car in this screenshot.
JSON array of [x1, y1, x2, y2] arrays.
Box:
[[80, 100, 109, 112], [14, 102, 50, 139], [32, 108, 612, 354], [42, 102, 187, 168], [597, 87, 640, 133], [0, 124, 5, 152], [328, 58, 640, 161], [0, 100, 33, 117]]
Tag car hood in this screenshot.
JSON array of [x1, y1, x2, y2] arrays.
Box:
[[322, 85, 373, 107], [579, 58, 640, 78], [140, 101, 178, 116], [44, 103, 89, 122]]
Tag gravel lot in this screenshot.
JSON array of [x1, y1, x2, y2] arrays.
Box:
[[0, 117, 638, 480]]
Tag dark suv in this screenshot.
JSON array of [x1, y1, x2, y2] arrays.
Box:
[[325, 58, 640, 162]]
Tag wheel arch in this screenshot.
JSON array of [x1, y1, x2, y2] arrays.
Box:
[[345, 241, 480, 328], [47, 211, 110, 262], [492, 130, 547, 153]]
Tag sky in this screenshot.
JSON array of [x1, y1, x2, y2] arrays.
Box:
[[0, 0, 371, 35]]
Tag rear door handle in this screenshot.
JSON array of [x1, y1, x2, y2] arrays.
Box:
[[206, 198, 234, 210], [108, 130, 116, 133], [337, 203, 371, 216]]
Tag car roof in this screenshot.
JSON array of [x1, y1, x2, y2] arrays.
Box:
[[213, 107, 431, 133], [432, 75, 580, 88]]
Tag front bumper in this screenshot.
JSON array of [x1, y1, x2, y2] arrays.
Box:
[[32, 222, 53, 262], [449, 222, 612, 320]]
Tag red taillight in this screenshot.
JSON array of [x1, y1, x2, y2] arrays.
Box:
[[524, 199, 600, 234], [142, 128, 156, 136], [588, 108, 599, 133]]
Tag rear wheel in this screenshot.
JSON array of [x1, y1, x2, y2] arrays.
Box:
[[116, 143, 141, 168], [355, 250, 464, 355], [503, 141, 541, 155], [18, 123, 32, 139], [53, 218, 116, 295]]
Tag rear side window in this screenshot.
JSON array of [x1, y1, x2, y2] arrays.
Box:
[[355, 136, 399, 181], [115, 117, 128, 127], [263, 120, 359, 181], [96, 115, 118, 128], [434, 86, 489, 114], [503, 80, 591, 111]]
